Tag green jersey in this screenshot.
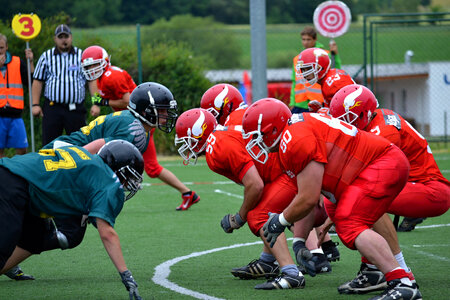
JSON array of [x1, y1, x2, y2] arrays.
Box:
[[43, 110, 149, 153], [0, 146, 124, 227]]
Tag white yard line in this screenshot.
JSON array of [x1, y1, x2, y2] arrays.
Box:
[[153, 223, 450, 299]]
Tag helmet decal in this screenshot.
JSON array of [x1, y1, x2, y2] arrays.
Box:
[[147, 90, 155, 105], [343, 86, 363, 111], [313, 48, 329, 57], [214, 85, 229, 110], [192, 110, 207, 139]]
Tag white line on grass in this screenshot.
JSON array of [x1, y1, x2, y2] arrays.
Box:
[[213, 189, 244, 199], [152, 241, 263, 300], [153, 223, 449, 299]]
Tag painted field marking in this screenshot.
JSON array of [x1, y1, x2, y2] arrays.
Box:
[[152, 223, 450, 299]]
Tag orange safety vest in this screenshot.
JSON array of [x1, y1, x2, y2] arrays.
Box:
[[293, 54, 324, 108], [0, 56, 24, 110]]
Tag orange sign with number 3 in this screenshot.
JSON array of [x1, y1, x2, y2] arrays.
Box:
[[12, 14, 41, 41]]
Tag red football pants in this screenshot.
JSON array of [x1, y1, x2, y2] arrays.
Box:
[[325, 146, 410, 249]]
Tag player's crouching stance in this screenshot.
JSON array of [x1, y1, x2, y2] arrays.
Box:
[[241, 99, 422, 300], [0, 140, 144, 300]]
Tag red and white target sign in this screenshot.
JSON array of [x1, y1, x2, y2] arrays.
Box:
[[313, 1, 351, 38]]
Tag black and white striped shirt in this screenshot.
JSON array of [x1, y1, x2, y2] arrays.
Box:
[[33, 46, 86, 104]]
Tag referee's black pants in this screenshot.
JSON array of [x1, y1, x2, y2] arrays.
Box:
[[42, 99, 86, 146]]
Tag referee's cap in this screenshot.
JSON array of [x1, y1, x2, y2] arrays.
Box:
[[55, 24, 71, 37]]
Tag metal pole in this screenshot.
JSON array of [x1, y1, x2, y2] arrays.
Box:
[[137, 24, 142, 84], [26, 41, 35, 152], [445, 111, 448, 148], [249, 0, 267, 101], [363, 15, 368, 86]]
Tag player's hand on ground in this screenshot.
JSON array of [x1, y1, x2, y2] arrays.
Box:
[[221, 213, 246, 233], [263, 212, 287, 248], [120, 270, 143, 300]]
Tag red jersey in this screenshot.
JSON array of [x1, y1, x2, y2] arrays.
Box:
[[97, 65, 136, 110], [224, 104, 248, 126], [206, 108, 284, 184], [279, 113, 392, 201], [321, 69, 355, 105], [367, 108, 449, 184]]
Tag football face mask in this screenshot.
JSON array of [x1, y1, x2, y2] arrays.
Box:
[[116, 165, 143, 201]]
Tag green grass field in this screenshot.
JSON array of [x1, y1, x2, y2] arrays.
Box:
[[2, 152, 450, 299]]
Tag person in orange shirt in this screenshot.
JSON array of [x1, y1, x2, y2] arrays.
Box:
[[329, 84, 450, 294], [290, 26, 341, 113], [0, 33, 34, 158], [296, 47, 354, 113], [241, 98, 422, 299]]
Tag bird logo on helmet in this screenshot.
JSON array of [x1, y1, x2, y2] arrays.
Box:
[[296, 48, 331, 85], [330, 84, 379, 130], [343, 86, 363, 111], [200, 83, 244, 125], [175, 108, 218, 165]]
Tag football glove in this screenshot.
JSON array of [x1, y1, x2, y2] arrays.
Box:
[[221, 213, 246, 233], [308, 100, 322, 112], [119, 270, 142, 300], [91, 93, 109, 106], [263, 212, 289, 248]]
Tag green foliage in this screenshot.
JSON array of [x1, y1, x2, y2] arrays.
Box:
[[140, 41, 212, 154], [143, 14, 242, 69]]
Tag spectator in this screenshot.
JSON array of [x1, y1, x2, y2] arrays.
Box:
[[31, 24, 87, 145], [241, 98, 422, 299], [80, 46, 200, 211], [0, 33, 34, 158], [290, 26, 342, 113], [0, 140, 144, 300]]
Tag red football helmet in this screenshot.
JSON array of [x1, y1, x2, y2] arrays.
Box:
[[81, 45, 110, 80], [329, 84, 379, 130], [296, 47, 331, 85], [242, 98, 292, 164], [174, 108, 218, 165], [200, 83, 244, 125]]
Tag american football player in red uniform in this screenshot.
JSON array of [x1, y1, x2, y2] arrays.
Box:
[[295, 47, 355, 113], [329, 84, 450, 294], [82, 48, 200, 211], [241, 98, 422, 299]]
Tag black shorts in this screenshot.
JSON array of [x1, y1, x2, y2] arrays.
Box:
[[0, 166, 29, 270]]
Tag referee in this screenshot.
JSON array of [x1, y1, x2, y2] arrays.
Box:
[[31, 24, 87, 145]]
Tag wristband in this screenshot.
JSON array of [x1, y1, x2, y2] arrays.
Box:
[[279, 212, 291, 226], [32, 104, 40, 107]]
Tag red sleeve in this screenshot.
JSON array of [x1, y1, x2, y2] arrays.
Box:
[[205, 131, 254, 184], [322, 69, 355, 103]]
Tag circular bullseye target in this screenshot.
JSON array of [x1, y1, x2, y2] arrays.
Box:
[[313, 1, 351, 38]]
